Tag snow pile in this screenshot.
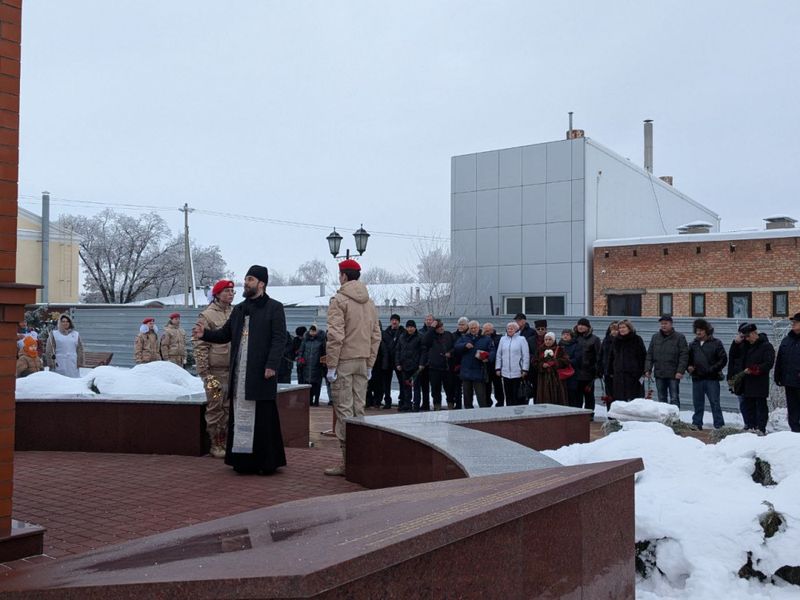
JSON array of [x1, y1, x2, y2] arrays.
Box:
[[608, 398, 680, 422], [16, 371, 95, 397], [544, 422, 800, 599], [92, 362, 204, 398], [16, 362, 204, 400]]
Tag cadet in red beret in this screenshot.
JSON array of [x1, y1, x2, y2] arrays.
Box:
[[160, 312, 187, 367], [134, 318, 159, 364]]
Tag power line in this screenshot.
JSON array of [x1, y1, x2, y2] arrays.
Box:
[[17, 194, 450, 242]]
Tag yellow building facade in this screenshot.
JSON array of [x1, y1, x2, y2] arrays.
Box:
[[16, 207, 80, 303]]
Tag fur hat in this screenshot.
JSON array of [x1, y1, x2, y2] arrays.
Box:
[[791, 312, 800, 322], [693, 318, 711, 333], [534, 319, 548, 328]]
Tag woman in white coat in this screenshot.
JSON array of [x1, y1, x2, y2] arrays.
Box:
[[46, 314, 85, 378], [494, 322, 530, 406]]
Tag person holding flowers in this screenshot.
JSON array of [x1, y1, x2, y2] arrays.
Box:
[[534, 331, 569, 405]]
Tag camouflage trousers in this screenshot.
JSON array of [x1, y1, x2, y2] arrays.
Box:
[[203, 371, 230, 446]]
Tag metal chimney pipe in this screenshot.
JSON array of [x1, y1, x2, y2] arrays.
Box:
[[568, 112, 573, 139], [644, 119, 653, 173], [41, 191, 50, 303]]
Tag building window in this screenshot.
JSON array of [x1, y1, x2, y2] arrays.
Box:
[[727, 292, 752, 319], [766, 243, 772, 252], [607, 294, 642, 317], [659, 293, 673, 316], [696, 246, 702, 254], [504, 295, 565, 316], [691, 293, 706, 317], [773, 292, 789, 317], [663, 248, 669, 256], [633, 249, 637, 257], [604, 250, 609, 258], [524, 296, 544, 315], [505, 297, 523, 316]]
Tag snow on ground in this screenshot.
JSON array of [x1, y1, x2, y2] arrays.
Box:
[[543, 422, 800, 599], [16, 362, 204, 399]]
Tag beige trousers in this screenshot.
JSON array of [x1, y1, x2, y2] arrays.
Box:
[[331, 358, 368, 444]]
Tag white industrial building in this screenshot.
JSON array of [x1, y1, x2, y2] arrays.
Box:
[[450, 123, 720, 316]]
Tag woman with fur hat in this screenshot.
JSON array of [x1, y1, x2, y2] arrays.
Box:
[[45, 314, 84, 378]]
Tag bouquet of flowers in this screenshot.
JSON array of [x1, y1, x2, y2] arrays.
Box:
[[728, 370, 747, 395], [475, 350, 490, 361], [544, 349, 554, 359]]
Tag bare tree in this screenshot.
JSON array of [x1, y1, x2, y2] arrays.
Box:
[[140, 237, 229, 299], [61, 210, 182, 304], [361, 266, 414, 285], [290, 259, 329, 285], [269, 270, 288, 286], [408, 241, 457, 316]]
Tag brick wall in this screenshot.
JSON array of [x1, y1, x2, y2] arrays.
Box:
[[0, 0, 21, 536], [593, 235, 800, 318]]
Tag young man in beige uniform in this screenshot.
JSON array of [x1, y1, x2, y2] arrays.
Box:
[[324, 259, 381, 476]]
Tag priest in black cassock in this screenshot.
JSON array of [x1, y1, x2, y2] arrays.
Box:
[[193, 265, 287, 474]]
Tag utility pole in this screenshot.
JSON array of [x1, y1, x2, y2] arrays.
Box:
[[179, 203, 194, 306], [41, 191, 50, 303]]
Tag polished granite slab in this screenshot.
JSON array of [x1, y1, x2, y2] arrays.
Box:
[[0, 459, 643, 599], [345, 404, 590, 488]]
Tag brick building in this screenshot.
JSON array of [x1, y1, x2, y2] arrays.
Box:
[[593, 217, 800, 319]]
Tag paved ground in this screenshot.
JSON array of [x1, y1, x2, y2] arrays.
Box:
[[3, 403, 707, 573]]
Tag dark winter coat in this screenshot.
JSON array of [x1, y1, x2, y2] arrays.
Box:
[[645, 330, 689, 378], [382, 325, 404, 370], [298, 332, 326, 384], [727, 339, 747, 381], [278, 331, 294, 380], [487, 332, 502, 371], [740, 333, 775, 398], [395, 330, 423, 373], [423, 329, 455, 371], [450, 328, 468, 373], [560, 338, 583, 391], [608, 332, 647, 400], [599, 331, 616, 377], [201, 292, 287, 473], [687, 335, 727, 381], [518, 323, 535, 340], [534, 344, 569, 405], [454, 333, 494, 382], [573, 328, 601, 380], [775, 330, 800, 389]]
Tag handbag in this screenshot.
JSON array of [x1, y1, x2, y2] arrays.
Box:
[[517, 379, 533, 400], [557, 363, 575, 381]]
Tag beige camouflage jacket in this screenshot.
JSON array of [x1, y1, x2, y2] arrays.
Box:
[[159, 323, 186, 365], [325, 280, 381, 369], [134, 331, 159, 364], [193, 300, 232, 377]]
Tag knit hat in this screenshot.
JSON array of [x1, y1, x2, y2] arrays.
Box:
[[544, 331, 556, 340], [577, 317, 591, 328], [22, 336, 38, 358], [534, 319, 548, 328], [295, 326, 307, 337], [738, 323, 757, 334], [169, 312, 181, 319], [245, 265, 269, 284], [390, 313, 401, 322], [406, 319, 417, 328], [211, 279, 234, 297], [338, 259, 361, 272]]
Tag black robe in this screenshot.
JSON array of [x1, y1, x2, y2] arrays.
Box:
[[202, 293, 287, 473]]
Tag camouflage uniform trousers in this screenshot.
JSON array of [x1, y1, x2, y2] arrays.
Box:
[[203, 370, 230, 447]]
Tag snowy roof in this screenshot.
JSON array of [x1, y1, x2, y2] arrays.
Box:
[[131, 283, 444, 308], [594, 226, 800, 247]]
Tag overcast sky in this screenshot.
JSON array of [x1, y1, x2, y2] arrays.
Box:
[[17, 1, 800, 282]]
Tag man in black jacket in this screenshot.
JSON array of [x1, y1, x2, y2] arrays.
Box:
[[738, 323, 775, 433], [380, 314, 403, 409], [574, 318, 601, 418], [775, 312, 800, 433], [687, 319, 728, 430], [423, 318, 454, 410], [395, 320, 422, 412]]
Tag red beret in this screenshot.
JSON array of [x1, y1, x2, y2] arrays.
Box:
[[169, 312, 181, 319], [142, 317, 155, 324], [211, 279, 234, 297], [338, 259, 361, 272]]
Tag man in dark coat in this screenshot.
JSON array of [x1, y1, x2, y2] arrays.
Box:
[[422, 318, 454, 410], [515, 313, 535, 340], [608, 320, 647, 401], [194, 265, 287, 475], [573, 317, 601, 417], [775, 312, 800, 433], [644, 315, 689, 408], [526, 319, 548, 402], [395, 320, 422, 412], [415, 314, 435, 410], [381, 314, 404, 409], [738, 323, 775, 433], [687, 319, 728, 430]]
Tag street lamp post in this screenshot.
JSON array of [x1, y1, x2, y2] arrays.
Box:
[[326, 225, 370, 260]]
